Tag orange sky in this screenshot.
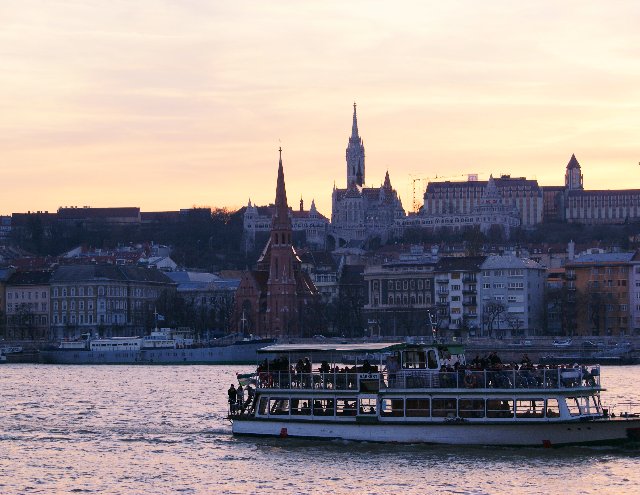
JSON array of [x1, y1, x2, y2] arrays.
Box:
[[2, 1, 640, 217]]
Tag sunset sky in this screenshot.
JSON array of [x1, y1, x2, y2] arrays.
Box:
[[2, 1, 640, 217]]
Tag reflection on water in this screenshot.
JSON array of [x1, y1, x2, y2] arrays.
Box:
[[0, 365, 638, 495]]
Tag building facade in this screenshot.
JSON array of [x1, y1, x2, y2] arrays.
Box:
[[404, 175, 521, 238], [330, 104, 405, 248], [433, 256, 486, 334], [363, 246, 438, 337], [49, 265, 176, 339], [423, 175, 543, 228], [478, 255, 545, 336], [5, 271, 52, 340], [565, 252, 634, 336], [544, 154, 640, 224]]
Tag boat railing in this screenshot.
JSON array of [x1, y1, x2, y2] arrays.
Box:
[[255, 365, 600, 392]]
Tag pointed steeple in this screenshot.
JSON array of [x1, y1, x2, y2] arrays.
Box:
[[346, 102, 365, 187], [565, 153, 584, 190], [351, 102, 359, 137], [273, 147, 291, 229], [567, 153, 580, 170], [383, 170, 391, 189]]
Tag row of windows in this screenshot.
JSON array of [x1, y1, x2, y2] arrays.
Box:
[[259, 396, 599, 419], [53, 313, 126, 325], [482, 269, 524, 277], [6, 302, 47, 312], [377, 280, 432, 291], [51, 287, 157, 298], [7, 291, 48, 300]]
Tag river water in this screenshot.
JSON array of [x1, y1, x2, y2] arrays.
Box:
[[1, 364, 638, 495]]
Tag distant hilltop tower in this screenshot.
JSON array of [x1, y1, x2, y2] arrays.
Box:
[[565, 153, 584, 191], [346, 102, 365, 187]]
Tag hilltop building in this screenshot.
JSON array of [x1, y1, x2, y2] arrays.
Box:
[[544, 154, 640, 224], [422, 174, 543, 228], [243, 197, 329, 251], [403, 175, 521, 238], [329, 104, 405, 249]]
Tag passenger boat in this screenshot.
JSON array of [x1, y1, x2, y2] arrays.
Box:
[[39, 329, 274, 365], [228, 342, 640, 446]]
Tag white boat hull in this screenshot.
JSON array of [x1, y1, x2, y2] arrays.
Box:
[[232, 417, 640, 446]]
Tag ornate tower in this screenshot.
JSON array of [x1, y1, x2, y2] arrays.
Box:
[[565, 154, 584, 191], [346, 102, 365, 187], [266, 148, 299, 337]]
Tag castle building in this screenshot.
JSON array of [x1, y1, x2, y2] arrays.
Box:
[[330, 104, 405, 248], [422, 175, 543, 228], [243, 197, 329, 251], [544, 154, 640, 224], [402, 175, 521, 237], [234, 150, 320, 338]]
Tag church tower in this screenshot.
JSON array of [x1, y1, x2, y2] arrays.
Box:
[[346, 102, 365, 187], [265, 148, 299, 337], [565, 154, 584, 191]]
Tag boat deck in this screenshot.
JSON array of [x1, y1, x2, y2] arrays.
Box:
[[252, 366, 600, 392]]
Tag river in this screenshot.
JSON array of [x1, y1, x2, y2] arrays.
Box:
[[1, 364, 638, 494]]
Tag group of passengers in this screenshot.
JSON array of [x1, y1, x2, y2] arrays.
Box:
[[227, 383, 256, 415], [256, 356, 382, 389], [440, 352, 597, 389]]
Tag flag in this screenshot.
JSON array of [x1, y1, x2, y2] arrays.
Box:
[[157, 314, 165, 321]]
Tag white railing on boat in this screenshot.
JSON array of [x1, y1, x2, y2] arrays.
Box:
[[254, 366, 600, 391]]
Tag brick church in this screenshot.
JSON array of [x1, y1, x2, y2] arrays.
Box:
[[234, 149, 320, 338]]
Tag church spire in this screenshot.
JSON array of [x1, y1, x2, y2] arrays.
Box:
[[346, 102, 365, 187], [274, 147, 291, 230], [351, 102, 359, 137]]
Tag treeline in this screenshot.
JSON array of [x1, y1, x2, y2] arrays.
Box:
[[9, 208, 254, 271]]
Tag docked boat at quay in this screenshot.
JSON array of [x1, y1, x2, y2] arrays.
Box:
[[39, 329, 274, 365], [228, 341, 640, 446]]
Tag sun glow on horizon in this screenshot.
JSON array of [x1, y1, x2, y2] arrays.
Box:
[[2, 1, 640, 217]]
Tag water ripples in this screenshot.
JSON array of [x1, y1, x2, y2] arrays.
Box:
[[1, 364, 639, 494]]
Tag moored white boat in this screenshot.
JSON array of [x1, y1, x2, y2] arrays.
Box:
[[40, 330, 275, 365], [229, 342, 640, 447]]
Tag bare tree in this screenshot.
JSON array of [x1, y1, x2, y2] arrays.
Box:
[[482, 301, 507, 337]]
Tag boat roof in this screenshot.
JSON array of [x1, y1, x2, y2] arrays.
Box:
[[257, 342, 465, 355]]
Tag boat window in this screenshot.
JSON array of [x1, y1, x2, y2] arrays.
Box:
[[405, 398, 430, 417], [459, 399, 485, 418], [312, 399, 334, 416], [403, 350, 426, 369], [545, 398, 560, 417], [380, 398, 404, 417], [515, 399, 544, 418], [359, 397, 377, 415], [269, 398, 290, 416], [432, 398, 457, 418], [486, 399, 514, 418], [336, 398, 357, 416], [567, 397, 588, 416], [291, 398, 311, 415], [258, 398, 268, 415]]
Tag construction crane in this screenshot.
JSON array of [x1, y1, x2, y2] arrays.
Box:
[[408, 173, 476, 213]]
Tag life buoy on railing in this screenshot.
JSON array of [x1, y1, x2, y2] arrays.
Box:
[[464, 373, 477, 388]]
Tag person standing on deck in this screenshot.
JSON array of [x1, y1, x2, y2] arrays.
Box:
[[228, 384, 237, 413]]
